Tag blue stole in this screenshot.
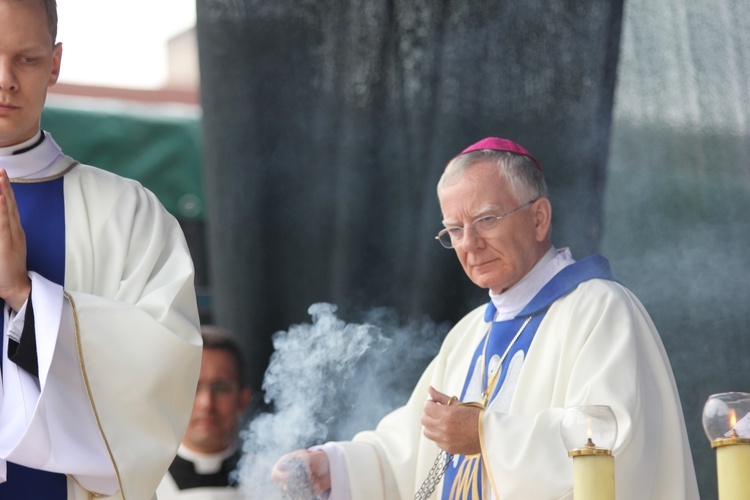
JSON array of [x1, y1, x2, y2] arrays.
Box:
[[441, 255, 615, 500], [0, 178, 68, 498]]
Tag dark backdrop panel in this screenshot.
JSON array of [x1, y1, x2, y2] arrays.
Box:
[[196, 0, 623, 391]]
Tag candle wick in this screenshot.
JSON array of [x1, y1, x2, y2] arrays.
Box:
[[730, 428, 739, 439], [586, 437, 596, 448]]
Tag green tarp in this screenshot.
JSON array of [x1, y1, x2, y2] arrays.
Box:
[[41, 97, 205, 222]]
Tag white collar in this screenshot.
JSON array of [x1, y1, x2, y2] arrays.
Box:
[[0, 131, 68, 179], [0, 131, 42, 157], [488, 246, 576, 322], [177, 443, 237, 474]]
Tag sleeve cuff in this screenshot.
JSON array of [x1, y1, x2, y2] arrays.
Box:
[[312, 442, 350, 500], [5, 284, 38, 378]]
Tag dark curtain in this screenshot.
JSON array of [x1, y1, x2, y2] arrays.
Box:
[[603, 1, 750, 495], [196, 0, 624, 390]]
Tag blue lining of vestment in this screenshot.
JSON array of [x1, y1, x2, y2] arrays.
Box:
[[442, 254, 615, 500], [0, 178, 68, 498]]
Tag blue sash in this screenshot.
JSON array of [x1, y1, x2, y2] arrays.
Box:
[[0, 178, 68, 498], [441, 255, 615, 500]]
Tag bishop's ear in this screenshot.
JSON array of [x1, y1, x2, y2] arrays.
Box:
[[532, 197, 552, 242]]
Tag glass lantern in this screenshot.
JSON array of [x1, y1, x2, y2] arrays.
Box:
[[703, 392, 750, 446], [561, 405, 618, 500], [561, 405, 618, 456], [703, 392, 750, 499]]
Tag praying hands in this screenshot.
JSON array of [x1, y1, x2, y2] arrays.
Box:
[[0, 168, 30, 312]]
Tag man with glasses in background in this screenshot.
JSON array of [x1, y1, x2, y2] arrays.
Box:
[[158, 326, 253, 500], [273, 137, 699, 499]]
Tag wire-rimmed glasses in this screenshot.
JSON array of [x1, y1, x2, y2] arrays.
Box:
[[435, 199, 537, 249]]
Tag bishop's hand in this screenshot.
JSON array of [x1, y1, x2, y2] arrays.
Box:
[[0, 169, 30, 312], [422, 386, 482, 456], [271, 448, 331, 498]]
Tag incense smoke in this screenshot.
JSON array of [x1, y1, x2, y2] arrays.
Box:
[[236, 302, 448, 497]]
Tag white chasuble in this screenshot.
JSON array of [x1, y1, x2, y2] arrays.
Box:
[[334, 255, 699, 500]]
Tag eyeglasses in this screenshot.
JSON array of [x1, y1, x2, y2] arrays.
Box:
[[196, 380, 240, 397], [435, 199, 538, 249]]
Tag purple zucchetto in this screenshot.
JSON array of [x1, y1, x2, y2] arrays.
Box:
[[453, 137, 542, 171]]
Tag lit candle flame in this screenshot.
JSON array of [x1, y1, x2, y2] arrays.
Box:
[[586, 416, 595, 447], [730, 409, 737, 429]]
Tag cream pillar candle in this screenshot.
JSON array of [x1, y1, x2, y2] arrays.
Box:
[[571, 447, 615, 500], [714, 430, 750, 499], [703, 395, 750, 500], [562, 406, 618, 500]]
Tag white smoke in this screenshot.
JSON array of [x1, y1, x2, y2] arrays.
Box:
[[236, 302, 447, 498]]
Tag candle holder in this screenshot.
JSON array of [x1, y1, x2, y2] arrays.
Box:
[[561, 405, 617, 500], [703, 392, 750, 500]]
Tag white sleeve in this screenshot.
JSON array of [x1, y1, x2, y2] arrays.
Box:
[[313, 442, 351, 500], [0, 271, 117, 495]]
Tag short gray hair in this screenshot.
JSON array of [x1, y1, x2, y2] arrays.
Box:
[[437, 150, 548, 204]]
